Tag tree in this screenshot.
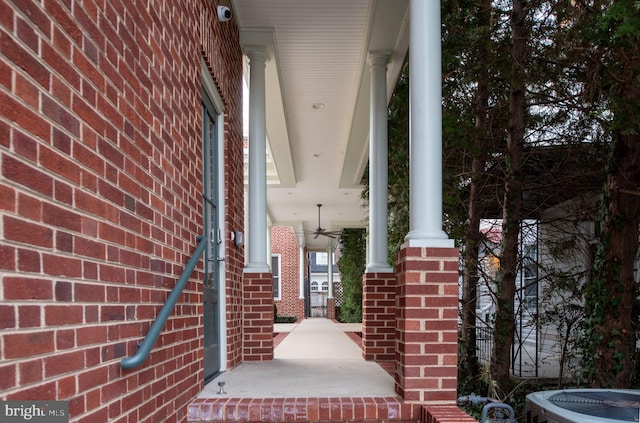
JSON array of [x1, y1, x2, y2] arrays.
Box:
[[441, 0, 499, 392], [336, 228, 366, 323], [386, 64, 410, 266], [489, 0, 530, 396], [355, 0, 640, 395], [569, 0, 640, 388]]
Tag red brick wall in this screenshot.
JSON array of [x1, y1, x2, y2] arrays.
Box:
[[395, 247, 460, 404], [271, 226, 303, 319], [0, 1, 243, 422], [362, 272, 396, 361], [203, 3, 246, 371], [421, 405, 477, 423], [243, 272, 274, 361]]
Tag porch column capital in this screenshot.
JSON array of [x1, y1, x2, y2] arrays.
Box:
[[367, 51, 391, 68], [245, 43, 270, 273], [240, 28, 275, 62], [245, 45, 269, 64], [405, 0, 453, 248]]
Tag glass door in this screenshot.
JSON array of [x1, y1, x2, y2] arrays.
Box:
[[202, 93, 220, 381]]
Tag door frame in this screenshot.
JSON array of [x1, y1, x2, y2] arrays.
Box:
[[201, 58, 227, 374]]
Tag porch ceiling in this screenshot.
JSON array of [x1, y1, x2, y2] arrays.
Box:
[[232, 0, 409, 250]]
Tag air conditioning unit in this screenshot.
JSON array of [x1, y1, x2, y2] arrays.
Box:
[[526, 389, 640, 423]]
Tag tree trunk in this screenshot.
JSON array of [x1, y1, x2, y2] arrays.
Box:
[[580, 1, 640, 387], [590, 131, 640, 388], [459, 0, 492, 387], [460, 156, 484, 383], [491, 0, 528, 397], [558, 319, 575, 389]]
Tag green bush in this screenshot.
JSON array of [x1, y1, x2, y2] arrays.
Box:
[[274, 315, 298, 323], [336, 228, 366, 323]]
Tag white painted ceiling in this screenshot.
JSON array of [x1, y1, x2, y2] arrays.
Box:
[[232, 0, 409, 250]]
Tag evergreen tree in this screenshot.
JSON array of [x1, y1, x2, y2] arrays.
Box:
[[567, 0, 640, 388], [386, 64, 410, 266]]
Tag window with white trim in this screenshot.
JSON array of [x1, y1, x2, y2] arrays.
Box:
[[272, 255, 281, 299], [315, 252, 328, 265]]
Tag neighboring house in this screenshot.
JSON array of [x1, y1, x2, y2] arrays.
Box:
[[475, 220, 557, 379], [308, 251, 341, 318], [475, 195, 640, 382], [269, 226, 341, 320], [309, 251, 340, 293], [532, 196, 599, 380]]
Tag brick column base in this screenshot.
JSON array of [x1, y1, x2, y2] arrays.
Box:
[[243, 272, 274, 361], [395, 246, 459, 403], [362, 272, 396, 361], [327, 297, 336, 320], [422, 405, 477, 423], [296, 298, 305, 321]]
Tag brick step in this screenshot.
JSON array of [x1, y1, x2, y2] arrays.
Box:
[[187, 396, 421, 423]]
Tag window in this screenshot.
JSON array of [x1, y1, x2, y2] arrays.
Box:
[[315, 253, 328, 265], [311, 281, 318, 292], [522, 244, 538, 302], [314, 252, 336, 266], [272, 255, 281, 299], [321, 281, 329, 292]]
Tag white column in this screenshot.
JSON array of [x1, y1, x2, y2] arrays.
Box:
[[244, 47, 271, 272], [298, 246, 305, 299], [405, 0, 453, 247], [327, 248, 334, 299], [367, 52, 393, 273]]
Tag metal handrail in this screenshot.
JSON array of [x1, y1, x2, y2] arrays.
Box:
[[121, 235, 207, 370]]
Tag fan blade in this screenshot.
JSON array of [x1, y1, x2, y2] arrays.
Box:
[[315, 229, 342, 239]]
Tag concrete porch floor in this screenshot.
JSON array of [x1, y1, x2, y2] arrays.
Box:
[[199, 318, 396, 398], [188, 318, 477, 422]]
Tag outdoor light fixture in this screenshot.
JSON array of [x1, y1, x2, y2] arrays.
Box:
[[232, 230, 244, 247]]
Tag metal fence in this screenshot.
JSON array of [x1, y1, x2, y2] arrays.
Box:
[[476, 326, 493, 364]]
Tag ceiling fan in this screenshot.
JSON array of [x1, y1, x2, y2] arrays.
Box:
[[311, 204, 342, 239]]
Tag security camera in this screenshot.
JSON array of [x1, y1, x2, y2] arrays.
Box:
[[217, 5, 232, 22]]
